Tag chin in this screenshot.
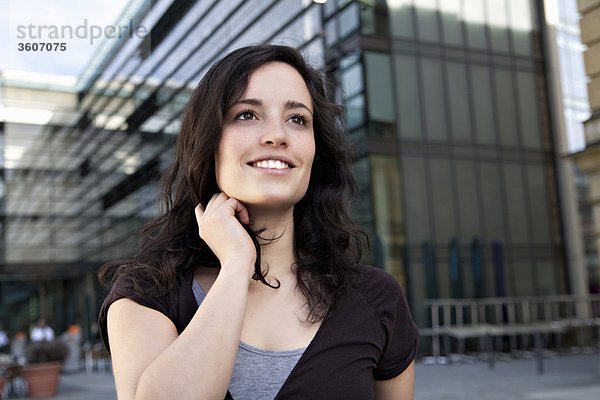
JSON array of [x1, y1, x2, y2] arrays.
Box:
[[236, 192, 301, 210]]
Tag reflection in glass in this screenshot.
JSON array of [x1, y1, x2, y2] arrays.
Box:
[[395, 54, 422, 138], [421, 58, 447, 141]]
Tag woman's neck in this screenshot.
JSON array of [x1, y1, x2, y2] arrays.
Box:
[[248, 206, 296, 282]]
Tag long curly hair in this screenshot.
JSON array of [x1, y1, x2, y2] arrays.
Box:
[[99, 44, 365, 322]]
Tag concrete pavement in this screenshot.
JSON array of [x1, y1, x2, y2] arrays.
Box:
[[415, 352, 600, 400], [6, 352, 600, 399]]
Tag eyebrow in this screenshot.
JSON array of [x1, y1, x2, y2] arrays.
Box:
[[233, 98, 313, 115]]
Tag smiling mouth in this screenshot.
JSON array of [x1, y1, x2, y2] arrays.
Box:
[[250, 160, 293, 170]]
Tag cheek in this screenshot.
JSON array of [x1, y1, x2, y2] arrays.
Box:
[[214, 141, 231, 188], [305, 138, 316, 170], [214, 133, 246, 189]]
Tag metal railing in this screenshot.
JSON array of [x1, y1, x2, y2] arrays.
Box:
[[422, 295, 600, 372]]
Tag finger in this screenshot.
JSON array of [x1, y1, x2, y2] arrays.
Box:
[[225, 198, 250, 225], [194, 203, 204, 219], [204, 193, 223, 213], [208, 192, 230, 211]]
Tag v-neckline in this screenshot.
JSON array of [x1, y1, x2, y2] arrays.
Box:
[[273, 308, 332, 399], [190, 276, 332, 399]]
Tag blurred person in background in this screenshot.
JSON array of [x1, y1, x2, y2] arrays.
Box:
[[11, 330, 26, 365], [99, 44, 418, 400], [30, 317, 55, 342], [0, 324, 9, 353]]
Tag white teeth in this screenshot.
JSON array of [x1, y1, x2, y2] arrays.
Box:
[[252, 160, 290, 169]]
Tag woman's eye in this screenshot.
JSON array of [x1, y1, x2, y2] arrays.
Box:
[[289, 115, 306, 125], [236, 111, 256, 121]]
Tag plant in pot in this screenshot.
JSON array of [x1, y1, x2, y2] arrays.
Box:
[[22, 340, 69, 398]]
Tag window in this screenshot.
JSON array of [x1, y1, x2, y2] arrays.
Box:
[[494, 68, 519, 146], [387, 0, 414, 38], [463, 0, 487, 49], [526, 165, 551, 244], [402, 156, 430, 242], [508, 0, 533, 55], [446, 61, 471, 142], [455, 159, 481, 239], [370, 155, 405, 279], [415, 0, 439, 42], [471, 66, 496, 144], [365, 52, 395, 122], [339, 3, 360, 39], [503, 163, 529, 244], [421, 58, 447, 141], [394, 54, 422, 138], [440, 0, 462, 46], [486, 0, 510, 53], [480, 162, 505, 241], [516, 71, 542, 149], [429, 158, 456, 242]]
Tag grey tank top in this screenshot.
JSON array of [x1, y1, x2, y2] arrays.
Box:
[[192, 279, 305, 400]]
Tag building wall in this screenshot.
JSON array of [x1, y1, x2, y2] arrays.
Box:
[[1, 0, 576, 338], [375, 0, 567, 325], [543, 0, 595, 298], [575, 0, 600, 293]]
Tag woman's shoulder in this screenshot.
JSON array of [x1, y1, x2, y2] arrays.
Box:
[[107, 267, 194, 309], [98, 267, 196, 353], [349, 264, 404, 291], [346, 265, 408, 311]]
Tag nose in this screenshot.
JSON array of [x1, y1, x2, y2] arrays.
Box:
[[260, 120, 288, 147]]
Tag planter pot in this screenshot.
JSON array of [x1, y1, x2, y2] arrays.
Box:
[[22, 361, 62, 398]]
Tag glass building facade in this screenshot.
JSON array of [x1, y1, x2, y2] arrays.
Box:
[[0, 0, 577, 339], [545, 0, 598, 293]]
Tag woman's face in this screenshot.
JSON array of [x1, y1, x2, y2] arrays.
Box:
[[215, 62, 316, 210]]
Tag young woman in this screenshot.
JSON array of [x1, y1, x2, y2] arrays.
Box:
[[99, 44, 418, 400]]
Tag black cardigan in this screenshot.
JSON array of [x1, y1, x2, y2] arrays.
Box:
[[99, 265, 418, 399]]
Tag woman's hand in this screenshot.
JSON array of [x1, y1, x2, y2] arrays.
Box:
[[195, 193, 256, 273]]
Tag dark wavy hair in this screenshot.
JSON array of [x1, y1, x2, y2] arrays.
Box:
[[99, 44, 365, 322]]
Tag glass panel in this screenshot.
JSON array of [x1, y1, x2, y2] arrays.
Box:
[[341, 62, 363, 98], [345, 94, 365, 129], [536, 261, 557, 295], [429, 158, 456, 242], [303, 38, 324, 69], [365, 52, 395, 123], [480, 162, 505, 241], [516, 71, 542, 149], [440, 0, 462, 46], [339, 3, 360, 39], [463, 0, 487, 49], [387, 0, 414, 38], [402, 156, 430, 242], [512, 261, 534, 296], [486, 0, 510, 53], [503, 163, 528, 244], [361, 2, 376, 35], [324, 0, 337, 17], [446, 61, 471, 142], [507, 0, 533, 55], [325, 18, 338, 47], [351, 157, 374, 231], [494, 68, 519, 146], [394, 54, 422, 138], [415, 0, 439, 42], [370, 155, 406, 281], [471, 66, 496, 144], [526, 165, 551, 244], [421, 58, 447, 141], [455, 160, 481, 239]]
